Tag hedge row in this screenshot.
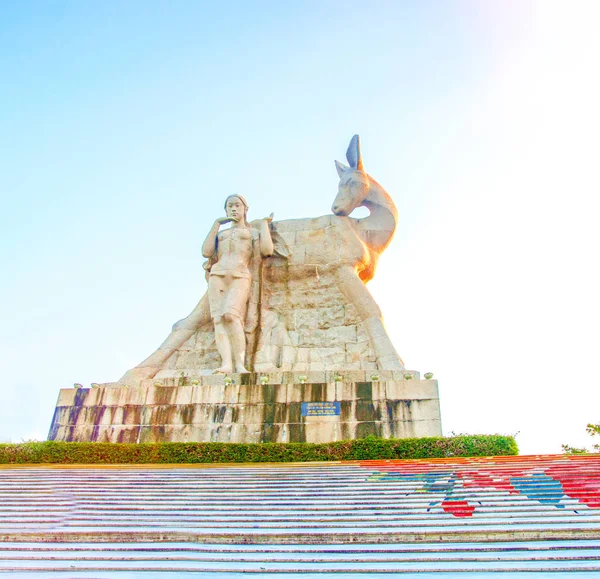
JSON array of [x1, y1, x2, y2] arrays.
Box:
[[0, 435, 517, 464]]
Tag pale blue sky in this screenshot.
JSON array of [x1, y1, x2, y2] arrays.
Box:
[[1, 1, 598, 453]]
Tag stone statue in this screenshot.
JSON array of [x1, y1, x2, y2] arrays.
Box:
[[120, 135, 405, 384], [329, 134, 403, 369], [50, 135, 444, 447], [202, 195, 274, 373]]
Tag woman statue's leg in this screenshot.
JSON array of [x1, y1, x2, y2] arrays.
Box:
[[210, 275, 251, 374], [213, 319, 233, 374], [209, 275, 234, 373], [223, 277, 251, 373], [226, 314, 248, 373]]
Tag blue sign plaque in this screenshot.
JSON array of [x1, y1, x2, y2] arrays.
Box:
[[301, 402, 341, 417]]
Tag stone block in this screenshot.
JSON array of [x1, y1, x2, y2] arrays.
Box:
[[268, 384, 289, 404], [137, 425, 166, 443], [49, 425, 71, 442], [344, 303, 360, 326], [299, 325, 355, 348], [355, 382, 374, 401], [49, 406, 72, 427], [172, 386, 194, 405], [315, 348, 345, 368], [306, 362, 326, 371], [275, 215, 332, 233], [236, 383, 261, 404], [286, 422, 306, 443], [370, 381, 387, 400], [336, 381, 354, 401], [354, 400, 379, 422], [108, 405, 124, 426], [228, 423, 259, 443], [304, 420, 339, 444], [178, 425, 208, 442], [271, 228, 295, 248], [285, 383, 303, 403], [60, 406, 81, 427], [176, 351, 208, 370], [210, 423, 232, 443], [355, 421, 384, 439], [68, 425, 96, 443], [359, 361, 378, 371], [287, 287, 342, 310], [120, 404, 141, 426], [304, 241, 334, 265], [345, 339, 373, 361], [98, 387, 122, 407], [339, 421, 355, 441], [94, 405, 116, 426], [294, 226, 327, 248], [384, 398, 441, 424], [95, 425, 140, 443], [236, 404, 264, 426], [286, 243, 306, 265], [190, 384, 219, 404], [79, 388, 101, 407], [302, 382, 336, 402], [145, 386, 178, 406], [293, 309, 319, 332], [389, 418, 442, 439], [174, 425, 202, 443], [384, 379, 439, 400], [99, 382, 120, 388], [55, 389, 78, 407], [75, 406, 103, 426], [124, 385, 148, 405], [152, 370, 179, 381], [232, 384, 255, 405], [190, 404, 212, 424], [282, 265, 327, 286]]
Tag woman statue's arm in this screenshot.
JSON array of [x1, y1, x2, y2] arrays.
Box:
[[259, 213, 275, 257], [202, 217, 234, 258]]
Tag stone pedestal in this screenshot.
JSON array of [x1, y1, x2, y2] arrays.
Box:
[[48, 371, 442, 444]]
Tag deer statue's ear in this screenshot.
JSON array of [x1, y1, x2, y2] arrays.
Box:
[[346, 134, 364, 171], [335, 160, 349, 177]]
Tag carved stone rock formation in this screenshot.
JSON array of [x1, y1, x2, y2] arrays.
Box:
[[120, 135, 405, 384]]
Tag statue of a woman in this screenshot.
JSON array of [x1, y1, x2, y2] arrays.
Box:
[[201, 195, 274, 373]]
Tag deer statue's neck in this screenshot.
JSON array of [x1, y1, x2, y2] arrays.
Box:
[[356, 176, 398, 254]]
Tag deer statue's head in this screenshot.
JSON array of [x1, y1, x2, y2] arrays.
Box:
[[332, 134, 371, 216]]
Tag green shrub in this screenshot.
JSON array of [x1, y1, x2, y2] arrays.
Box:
[[0, 435, 517, 465], [563, 422, 600, 454]]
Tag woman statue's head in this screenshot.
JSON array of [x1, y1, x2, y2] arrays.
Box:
[[224, 195, 248, 223]]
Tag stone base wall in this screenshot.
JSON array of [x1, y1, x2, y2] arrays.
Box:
[[48, 371, 442, 444]]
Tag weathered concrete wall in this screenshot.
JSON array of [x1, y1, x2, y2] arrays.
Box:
[[48, 371, 441, 443]]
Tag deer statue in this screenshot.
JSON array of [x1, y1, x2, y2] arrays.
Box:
[[120, 134, 405, 384], [328, 134, 405, 369]]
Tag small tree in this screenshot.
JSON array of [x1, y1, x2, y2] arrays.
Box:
[[562, 423, 600, 454]]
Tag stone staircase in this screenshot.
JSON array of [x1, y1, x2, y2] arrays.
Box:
[[0, 454, 599, 576]]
